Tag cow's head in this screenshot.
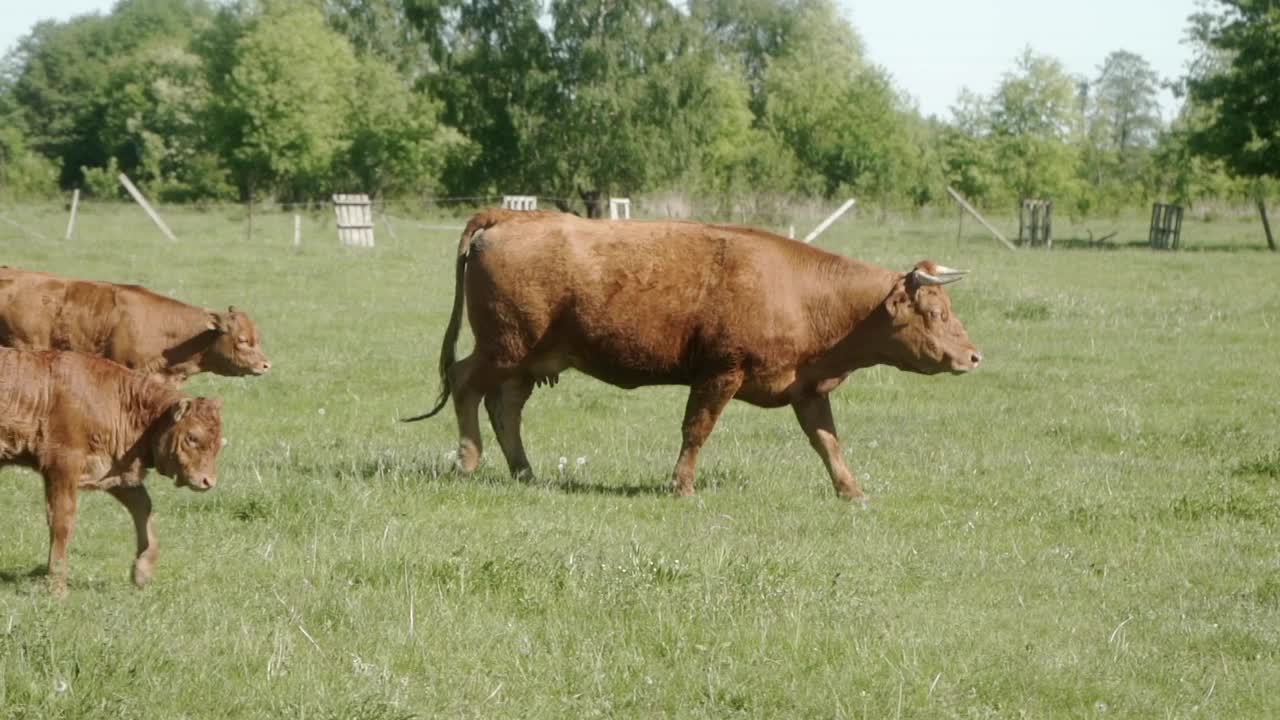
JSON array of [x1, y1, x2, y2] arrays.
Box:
[[877, 261, 981, 375], [153, 397, 223, 491], [204, 306, 271, 377]]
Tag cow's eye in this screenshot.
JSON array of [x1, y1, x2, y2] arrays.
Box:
[[928, 309, 941, 321], [237, 336, 248, 345], [185, 433, 199, 448]]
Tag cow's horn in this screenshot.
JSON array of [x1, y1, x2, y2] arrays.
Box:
[[932, 264, 968, 278], [910, 268, 965, 286]]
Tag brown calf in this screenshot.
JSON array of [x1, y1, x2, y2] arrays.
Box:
[[0, 347, 223, 595], [0, 266, 270, 387]]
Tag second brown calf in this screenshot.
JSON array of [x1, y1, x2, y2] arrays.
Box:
[[0, 347, 224, 596]]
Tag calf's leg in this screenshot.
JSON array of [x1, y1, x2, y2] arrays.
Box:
[[671, 371, 743, 497], [42, 468, 80, 597], [484, 376, 535, 479], [792, 394, 864, 500], [108, 486, 157, 587]]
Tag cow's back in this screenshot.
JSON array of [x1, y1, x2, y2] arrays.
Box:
[[464, 215, 850, 386], [0, 268, 68, 349], [0, 348, 58, 464], [0, 347, 165, 467]]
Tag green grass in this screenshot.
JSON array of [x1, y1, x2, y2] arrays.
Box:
[[0, 201, 1278, 718]]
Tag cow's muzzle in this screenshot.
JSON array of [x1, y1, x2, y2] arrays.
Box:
[[180, 475, 216, 491], [949, 350, 983, 374]]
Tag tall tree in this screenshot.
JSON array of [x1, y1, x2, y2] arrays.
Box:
[[214, 0, 360, 200], [988, 48, 1083, 206], [425, 0, 556, 196], [1091, 50, 1163, 154], [1185, 0, 1280, 249]]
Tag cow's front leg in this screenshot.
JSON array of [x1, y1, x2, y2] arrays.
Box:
[[484, 376, 535, 480], [672, 371, 744, 497], [42, 466, 80, 597], [792, 394, 864, 501], [108, 486, 157, 587]]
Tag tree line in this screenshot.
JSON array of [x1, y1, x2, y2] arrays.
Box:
[[0, 0, 1274, 217]]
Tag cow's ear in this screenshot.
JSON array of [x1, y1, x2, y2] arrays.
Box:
[[886, 288, 911, 320], [172, 398, 194, 422], [206, 313, 219, 332]]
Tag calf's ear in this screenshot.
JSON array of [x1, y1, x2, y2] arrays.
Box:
[[172, 398, 194, 422], [208, 311, 233, 333]]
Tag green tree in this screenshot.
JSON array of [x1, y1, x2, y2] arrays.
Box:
[[101, 42, 232, 200], [988, 48, 1083, 209], [1077, 50, 1163, 209], [425, 0, 557, 197], [1184, 0, 1280, 248], [340, 55, 469, 197], [215, 0, 360, 200], [757, 1, 920, 201]]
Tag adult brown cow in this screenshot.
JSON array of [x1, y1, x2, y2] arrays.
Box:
[[0, 267, 271, 387], [407, 209, 981, 500], [0, 347, 223, 596]]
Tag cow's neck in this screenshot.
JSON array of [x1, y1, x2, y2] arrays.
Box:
[[158, 327, 220, 382], [807, 262, 899, 375], [116, 378, 183, 465]]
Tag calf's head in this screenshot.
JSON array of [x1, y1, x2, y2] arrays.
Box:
[[205, 306, 272, 377], [153, 397, 224, 491], [877, 261, 981, 375]]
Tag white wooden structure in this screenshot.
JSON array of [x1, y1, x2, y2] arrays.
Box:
[[802, 198, 856, 244], [609, 198, 631, 220], [119, 173, 178, 242], [333, 193, 375, 247], [502, 195, 538, 211]]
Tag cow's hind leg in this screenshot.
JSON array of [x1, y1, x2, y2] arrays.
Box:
[[449, 353, 506, 473], [671, 371, 743, 497], [792, 394, 864, 501], [108, 486, 157, 587], [484, 376, 536, 480]]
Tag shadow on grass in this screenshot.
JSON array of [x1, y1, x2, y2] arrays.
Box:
[[554, 477, 669, 498], [0, 564, 47, 585], [1029, 237, 1277, 253]]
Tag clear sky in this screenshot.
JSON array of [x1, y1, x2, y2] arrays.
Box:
[[845, 0, 1205, 120], [3, 0, 1206, 122]]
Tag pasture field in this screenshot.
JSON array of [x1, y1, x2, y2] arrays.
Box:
[[0, 202, 1277, 718]]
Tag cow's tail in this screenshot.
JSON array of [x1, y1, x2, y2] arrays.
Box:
[[401, 212, 502, 423]]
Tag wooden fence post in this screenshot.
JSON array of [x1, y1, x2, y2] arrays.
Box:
[[948, 187, 1016, 251], [1258, 199, 1277, 252]]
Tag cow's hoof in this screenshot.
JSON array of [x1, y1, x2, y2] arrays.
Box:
[[670, 482, 696, 498], [132, 561, 154, 588], [48, 580, 69, 599]]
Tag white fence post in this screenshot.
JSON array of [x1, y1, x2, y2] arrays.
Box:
[[501, 195, 538, 211], [65, 188, 80, 241], [118, 173, 178, 242], [609, 198, 631, 219], [333, 194, 375, 247], [802, 198, 856, 244]]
